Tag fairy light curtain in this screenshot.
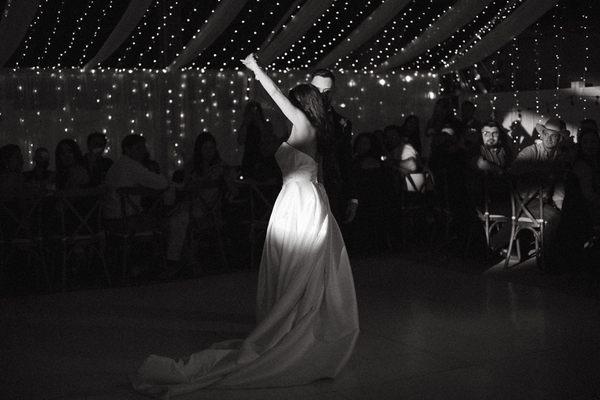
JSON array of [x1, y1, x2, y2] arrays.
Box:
[[0, 70, 438, 173]]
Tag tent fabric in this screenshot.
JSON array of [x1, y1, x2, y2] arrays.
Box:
[[170, 0, 249, 70], [84, 0, 154, 68], [0, 0, 560, 74], [0, 0, 42, 67], [257, 0, 335, 66], [438, 0, 559, 74], [314, 0, 412, 69], [377, 0, 495, 72]]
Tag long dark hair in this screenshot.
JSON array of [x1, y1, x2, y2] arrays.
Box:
[[192, 131, 221, 175], [288, 83, 333, 156]]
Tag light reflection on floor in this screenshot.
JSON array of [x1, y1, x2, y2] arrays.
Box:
[[1, 253, 599, 400]]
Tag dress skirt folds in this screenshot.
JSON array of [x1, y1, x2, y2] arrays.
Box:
[[132, 142, 359, 398]]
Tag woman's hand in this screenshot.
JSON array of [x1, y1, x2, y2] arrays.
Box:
[[241, 53, 260, 73]]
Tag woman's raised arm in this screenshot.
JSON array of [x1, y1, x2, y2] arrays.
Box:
[[241, 54, 305, 127]]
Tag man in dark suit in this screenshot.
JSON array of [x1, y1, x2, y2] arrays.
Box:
[[310, 69, 358, 224]]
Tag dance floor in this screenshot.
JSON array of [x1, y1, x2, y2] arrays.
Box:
[[2, 253, 600, 400]]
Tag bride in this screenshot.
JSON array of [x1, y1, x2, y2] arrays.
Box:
[[132, 54, 359, 397]]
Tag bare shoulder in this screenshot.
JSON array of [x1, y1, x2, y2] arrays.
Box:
[[287, 123, 318, 156]]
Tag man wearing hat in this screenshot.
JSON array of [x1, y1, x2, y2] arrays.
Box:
[[501, 117, 570, 270], [510, 117, 566, 173]]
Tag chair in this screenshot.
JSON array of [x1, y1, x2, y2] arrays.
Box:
[[475, 174, 510, 249], [504, 178, 547, 269], [53, 187, 111, 290], [105, 187, 167, 282], [0, 194, 50, 290]]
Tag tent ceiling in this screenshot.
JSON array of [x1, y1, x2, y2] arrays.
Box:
[[0, 0, 559, 73]]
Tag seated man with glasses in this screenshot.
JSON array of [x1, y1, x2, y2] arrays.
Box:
[[475, 120, 513, 175]]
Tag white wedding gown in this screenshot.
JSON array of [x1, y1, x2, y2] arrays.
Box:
[[132, 141, 359, 398]]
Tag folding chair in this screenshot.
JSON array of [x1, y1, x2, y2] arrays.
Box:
[[0, 194, 50, 290], [105, 187, 167, 282], [53, 187, 111, 290], [504, 179, 547, 269], [476, 174, 510, 249]]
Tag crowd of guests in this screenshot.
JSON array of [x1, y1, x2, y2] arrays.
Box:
[[0, 100, 284, 287], [1, 96, 599, 291], [345, 98, 600, 270]]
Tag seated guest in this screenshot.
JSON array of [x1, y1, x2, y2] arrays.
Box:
[[473, 120, 513, 175], [55, 139, 90, 190], [572, 119, 600, 225], [389, 126, 421, 194], [24, 147, 55, 190], [494, 117, 570, 268], [166, 132, 227, 271], [400, 115, 422, 152], [510, 117, 568, 209], [511, 118, 564, 173], [0, 144, 25, 195], [104, 134, 168, 220], [84, 131, 113, 187], [468, 121, 513, 241]]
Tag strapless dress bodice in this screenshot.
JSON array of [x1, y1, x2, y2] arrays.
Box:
[[275, 142, 319, 185]]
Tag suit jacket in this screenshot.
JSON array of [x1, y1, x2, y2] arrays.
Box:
[[322, 107, 355, 222]]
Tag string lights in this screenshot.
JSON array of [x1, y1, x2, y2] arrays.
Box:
[[0, 0, 594, 171], [14, 0, 49, 68], [56, 1, 96, 68], [115, 0, 163, 67], [580, 6, 590, 114], [412, 0, 497, 71], [509, 36, 520, 114], [37, 0, 65, 67], [551, 2, 563, 117], [273, 0, 378, 71], [337, 0, 437, 73], [533, 21, 542, 121], [77, 0, 116, 65], [190, 0, 286, 72]]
